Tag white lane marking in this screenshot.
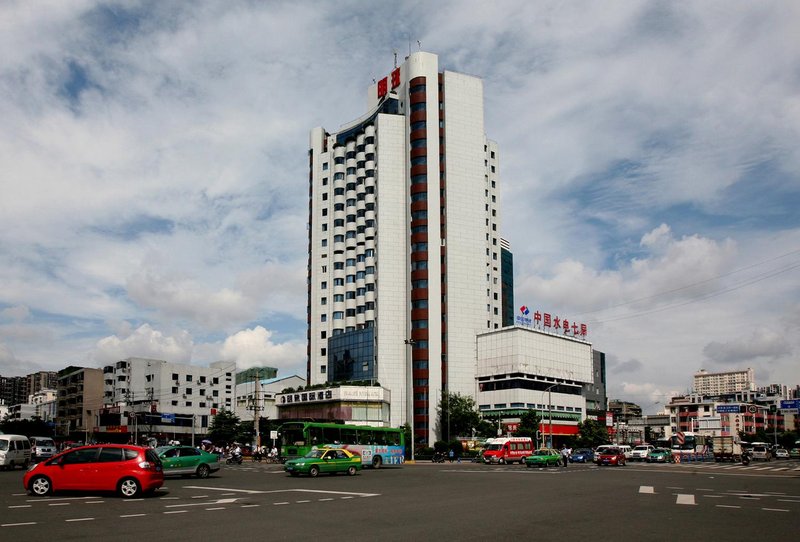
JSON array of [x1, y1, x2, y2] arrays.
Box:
[[739, 496, 761, 500], [716, 505, 740, 509], [241, 504, 260, 508], [754, 467, 773, 471], [65, 518, 94, 522], [184, 486, 265, 494], [181, 486, 382, 500], [702, 495, 725, 498], [9, 505, 32, 509], [1, 522, 37, 527], [27, 497, 91, 503], [778, 499, 800, 503], [49, 503, 70, 506], [165, 498, 238, 508], [667, 486, 683, 490], [696, 488, 714, 491], [319, 498, 335, 501], [676, 494, 696, 505], [85, 501, 104, 504], [764, 491, 786, 495], [164, 510, 187, 514], [159, 497, 179, 500], [120, 514, 146, 518], [639, 486, 655, 494], [205, 507, 226, 510], [191, 495, 209, 499], [274, 502, 289, 506], [762, 508, 789, 512]]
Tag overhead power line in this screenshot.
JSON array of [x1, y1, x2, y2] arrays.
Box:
[[575, 247, 800, 317]]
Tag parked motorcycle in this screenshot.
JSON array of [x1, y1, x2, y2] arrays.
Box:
[[741, 451, 750, 466], [432, 451, 446, 463]]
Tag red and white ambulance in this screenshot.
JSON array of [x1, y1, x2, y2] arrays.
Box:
[[482, 437, 533, 464]]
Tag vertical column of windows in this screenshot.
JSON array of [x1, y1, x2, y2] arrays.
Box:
[[437, 72, 448, 392], [408, 76, 429, 436]]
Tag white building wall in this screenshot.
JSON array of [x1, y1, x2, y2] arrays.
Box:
[[442, 70, 494, 404], [374, 113, 411, 428], [308, 126, 329, 386], [234, 375, 306, 423], [107, 358, 236, 432], [477, 327, 593, 383]]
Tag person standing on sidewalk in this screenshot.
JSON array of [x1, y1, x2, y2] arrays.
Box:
[[561, 444, 570, 467]]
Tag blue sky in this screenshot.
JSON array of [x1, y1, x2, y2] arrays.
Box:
[[1, 1, 799, 411]]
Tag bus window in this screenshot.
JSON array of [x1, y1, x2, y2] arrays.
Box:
[[340, 428, 357, 445], [323, 426, 341, 444], [358, 430, 373, 445], [281, 424, 306, 447], [373, 431, 386, 445], [309, 426, 323, 446]]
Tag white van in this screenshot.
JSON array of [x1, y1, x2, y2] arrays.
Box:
[[0, 434, 32, 470], [631, 444, 654, 461], [617, 445, 633, 459], [30, 436, 57, 461]]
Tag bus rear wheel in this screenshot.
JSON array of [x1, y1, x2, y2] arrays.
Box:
[[372, 456, 382, 469]]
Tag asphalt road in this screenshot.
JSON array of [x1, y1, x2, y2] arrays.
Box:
[[1, 458, 798, 541]]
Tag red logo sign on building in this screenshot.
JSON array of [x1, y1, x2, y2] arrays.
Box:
[[391, 67, 401, 88], [377, 77, 388, 98]]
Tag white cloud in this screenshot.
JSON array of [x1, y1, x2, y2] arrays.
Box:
[[126, 270, 256, 331], [0, 1, 798, 399], [218, 326, 305, 373], [92, 324, 193, 365], [1, 305, 31, 322]]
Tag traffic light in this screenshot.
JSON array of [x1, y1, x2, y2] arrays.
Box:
[[769, 404, 777, 414]]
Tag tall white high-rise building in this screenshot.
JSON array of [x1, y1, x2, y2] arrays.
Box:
[[693, 368, 756, 396], [307, 52, 503, 444]]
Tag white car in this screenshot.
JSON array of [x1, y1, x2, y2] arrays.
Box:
[[631, 444, 654, 461], [773, 448, 789, 459]]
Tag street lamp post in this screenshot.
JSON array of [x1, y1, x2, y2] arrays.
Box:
[[404, 339, 415, 462]]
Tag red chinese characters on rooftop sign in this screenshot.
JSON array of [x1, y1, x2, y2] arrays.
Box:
[[517, 306, 588, 339], [377, 67, 402, 99]]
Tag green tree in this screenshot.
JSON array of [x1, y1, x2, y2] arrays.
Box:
[[514, 409, 541, 444], [576, 418, 609, 448], [437, 391, 482, 440], [0, 417, 53, 438], [474, 418, 498, 438], [207, 409, 242, 444]]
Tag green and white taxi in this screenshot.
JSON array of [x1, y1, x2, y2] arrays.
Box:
[[284, 447, 362, 477]]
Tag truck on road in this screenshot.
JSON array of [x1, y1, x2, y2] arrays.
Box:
[[712, 436, 743, 462]]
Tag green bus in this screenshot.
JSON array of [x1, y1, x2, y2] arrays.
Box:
[[279, 421, 404, 468]]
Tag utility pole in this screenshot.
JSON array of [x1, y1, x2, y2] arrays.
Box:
[[247, 378, 264, 449]]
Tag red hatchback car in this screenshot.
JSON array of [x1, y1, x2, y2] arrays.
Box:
[[596, 447, 627, 466], [23, 444, 163, 498]]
